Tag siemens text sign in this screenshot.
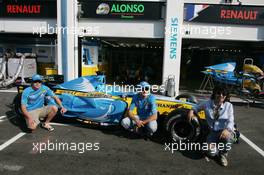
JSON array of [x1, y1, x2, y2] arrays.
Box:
[[79, 1, 163, 20], [0, 0, 56, 18], [169, 18, 178, 59]]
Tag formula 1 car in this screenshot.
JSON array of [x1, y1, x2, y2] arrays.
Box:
[[202, 61, 264, 101], [14, 75, 207, 142]]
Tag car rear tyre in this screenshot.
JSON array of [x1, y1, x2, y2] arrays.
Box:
[[165, 110, 201, 142]]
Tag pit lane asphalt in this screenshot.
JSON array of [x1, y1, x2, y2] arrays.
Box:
[[0, 92, 263, 175]]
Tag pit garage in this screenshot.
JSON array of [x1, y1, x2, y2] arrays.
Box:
[[0, 34, 57, 85], [79, 37, 164, 85], [180, 39, 264, 91]]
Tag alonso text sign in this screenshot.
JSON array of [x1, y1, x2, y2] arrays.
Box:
[[79, 1, 163, 20]]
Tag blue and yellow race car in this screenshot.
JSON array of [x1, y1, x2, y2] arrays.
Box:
[[14, 75, 206, 142]]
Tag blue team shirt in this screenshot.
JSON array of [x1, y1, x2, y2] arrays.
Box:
[[129, 94, 157, 120], [21, 85, 56, 111]]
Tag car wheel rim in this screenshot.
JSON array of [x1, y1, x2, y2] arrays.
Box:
[[172, 121, 194, 140]]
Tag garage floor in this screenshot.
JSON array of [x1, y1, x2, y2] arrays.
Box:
[[0, 92, 263, 175]]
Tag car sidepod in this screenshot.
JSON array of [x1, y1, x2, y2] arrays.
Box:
[[60, 93, 127, 124]]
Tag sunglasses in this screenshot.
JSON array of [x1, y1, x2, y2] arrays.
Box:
[[141, 87, 150, 91], [33, 80, 42, 83]]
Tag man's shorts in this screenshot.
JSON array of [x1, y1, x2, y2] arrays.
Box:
[[27, 106, 53, 127]]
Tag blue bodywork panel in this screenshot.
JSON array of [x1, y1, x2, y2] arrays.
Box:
[[53, 76, 129, 125]]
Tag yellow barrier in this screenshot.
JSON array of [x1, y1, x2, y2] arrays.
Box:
[[45, 68, 58, 75], [82, 65, 99, 76], [38, 63, 55, 75]]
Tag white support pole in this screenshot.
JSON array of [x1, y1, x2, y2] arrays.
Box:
[[74, 0, 79, 78], [162, 0, 184, 96], [57, 0, 62, 75], [60, 0, 76, 81]]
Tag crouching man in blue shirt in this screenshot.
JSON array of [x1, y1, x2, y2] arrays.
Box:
[[121, 81, 158, 137], [21, 74, 67, 131], [188, 86, 236, 167]]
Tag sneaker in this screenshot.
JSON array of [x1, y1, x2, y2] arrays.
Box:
[[39, 117, 45, 122], [219, 154, 228, 167], [41, 123, 55, 132], [131, 126, 139, 134]]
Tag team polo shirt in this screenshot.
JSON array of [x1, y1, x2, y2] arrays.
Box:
[[21, 85, 56, 111], [129, 94, 157, 120]]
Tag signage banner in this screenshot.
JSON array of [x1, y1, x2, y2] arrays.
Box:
[[0, 0, 56, 18], [79, 0, 164, 20], [184, 4, 264, 25], [162, 0, 184, 96]]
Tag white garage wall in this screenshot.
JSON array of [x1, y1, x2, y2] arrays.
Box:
[[0, 20, 3, 32], [78, 20, 264, 41], [0, 19, 56, 34], [182, 23, 264, 41], [78, 19, 165, 38]]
